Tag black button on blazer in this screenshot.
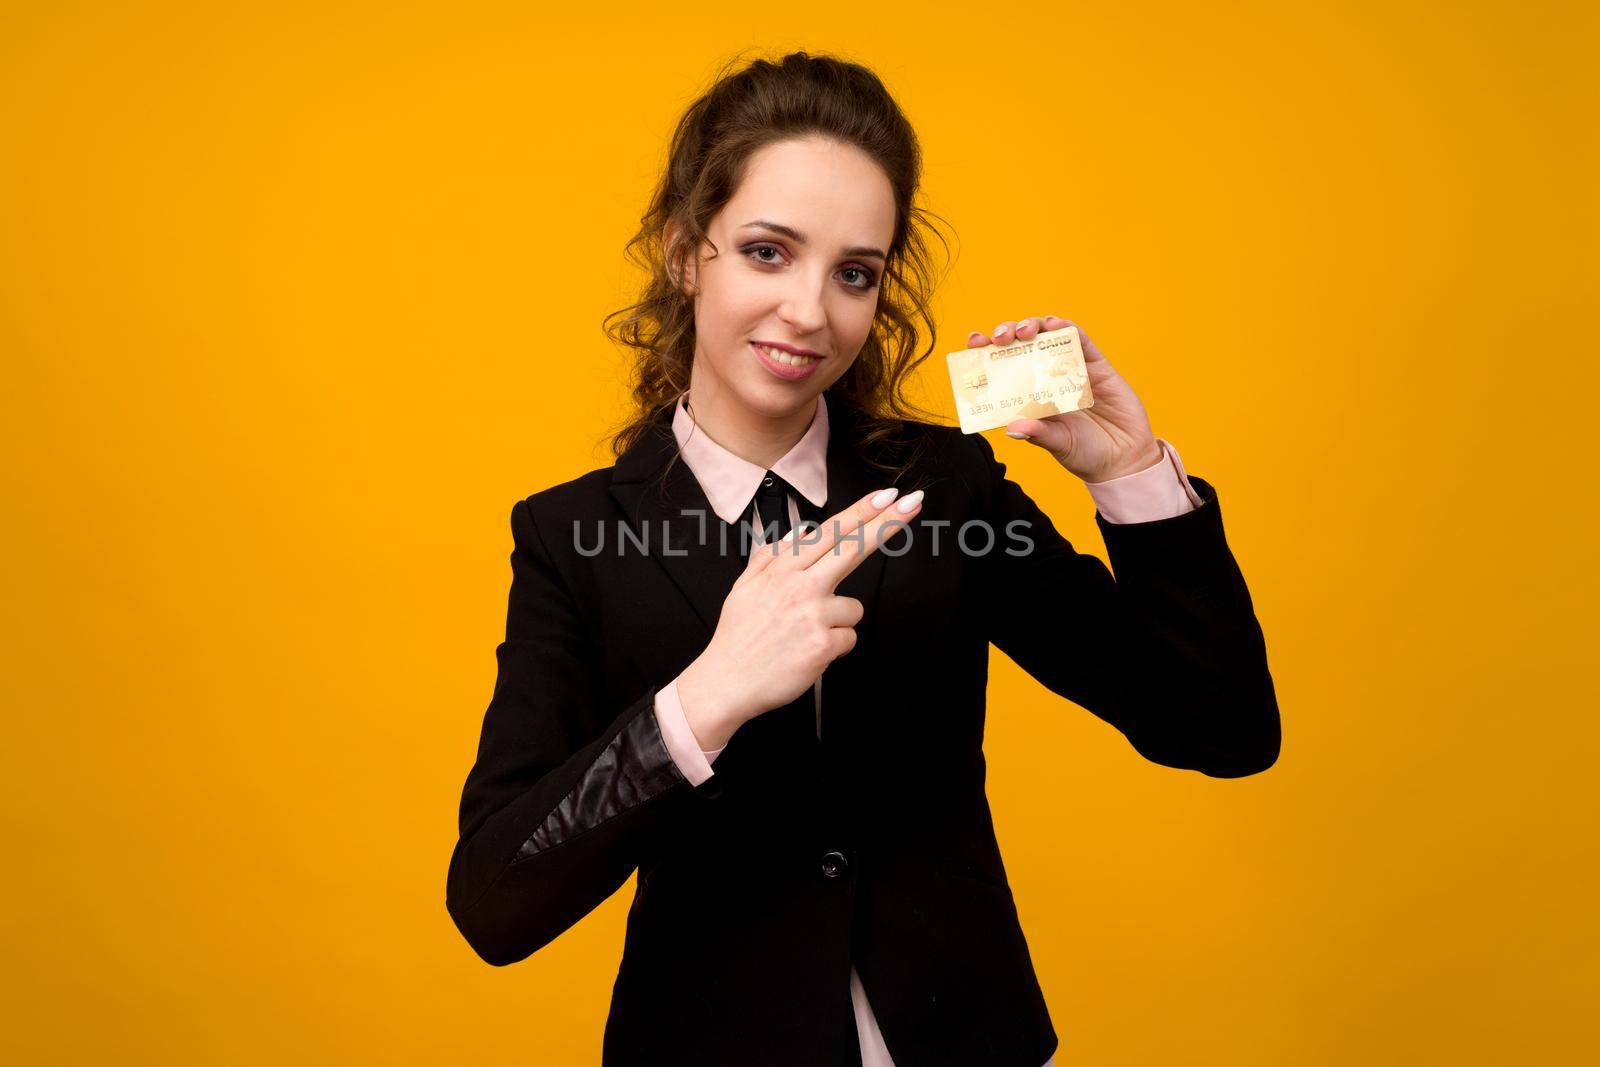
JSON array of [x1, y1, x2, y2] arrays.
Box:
[[446, 391, 1281, 1066]]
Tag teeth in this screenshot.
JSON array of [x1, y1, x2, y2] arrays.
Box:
[[756, 343, 820, 367]]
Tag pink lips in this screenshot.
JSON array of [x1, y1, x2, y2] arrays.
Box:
[[751, 341, 823, 381]]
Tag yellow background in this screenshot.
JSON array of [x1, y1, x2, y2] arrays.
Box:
[[3, 2, 1595, 1063]]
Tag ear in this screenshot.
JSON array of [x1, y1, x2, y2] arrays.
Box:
[[663, 219, 698, 298]]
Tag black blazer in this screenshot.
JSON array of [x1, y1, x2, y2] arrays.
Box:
[[446, 391, 1280, 1066]]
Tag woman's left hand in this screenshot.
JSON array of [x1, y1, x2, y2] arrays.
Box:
[[968, 315, 1164, 483]]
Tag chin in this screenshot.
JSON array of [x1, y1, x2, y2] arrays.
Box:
[[738, 376, 824, 417]]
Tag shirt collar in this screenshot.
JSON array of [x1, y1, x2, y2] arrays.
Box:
[[670, 391, 830, 525]]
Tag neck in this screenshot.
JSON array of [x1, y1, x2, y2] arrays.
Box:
[[684, 368, 819, 470]]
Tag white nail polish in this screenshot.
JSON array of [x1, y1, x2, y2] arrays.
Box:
[[871, 487, 899, 509], [1017, 319, 1031, 330], [993, 324, 1008, 337], [1006, 431, 1029, 439], [895, 489, 924, 513]]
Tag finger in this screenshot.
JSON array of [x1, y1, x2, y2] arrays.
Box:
[[1040, 315, 1070, 331], [1015, 316, 1045, 340], [820, 594, 865, 629], [1005, 414, 1076, 457], [966, 330, 990, 348], [781, 487, 901, 571], [991, 319, 1017, 345], [744, 523, 798, 573], [806, 488, 925, 590]]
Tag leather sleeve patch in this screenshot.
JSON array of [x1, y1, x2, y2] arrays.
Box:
[[517, 702, 684, 859]]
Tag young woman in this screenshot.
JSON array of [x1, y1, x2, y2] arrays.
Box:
[[446, 51, 1280, 1067]]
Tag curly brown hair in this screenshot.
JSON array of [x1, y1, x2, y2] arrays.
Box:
[[600, 49, 957, 487]]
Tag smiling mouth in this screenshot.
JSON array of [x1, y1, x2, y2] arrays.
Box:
[[753, 342, 823, 367]]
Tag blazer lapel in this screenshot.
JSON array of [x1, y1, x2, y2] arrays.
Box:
[[608, 412, 746, 640]]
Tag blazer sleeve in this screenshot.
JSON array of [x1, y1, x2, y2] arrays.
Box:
[[968, 433, 1281, 778], [445, 496, 722, 966]]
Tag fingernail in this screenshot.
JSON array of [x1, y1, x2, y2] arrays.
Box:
[[870, 487, 900, 509], [1017, 318, 1032, 330], [895, 489, 925, 514], [1006, 431, 1030, 439], [993, 324, 1008, 336], [968, 331, 984, 343]]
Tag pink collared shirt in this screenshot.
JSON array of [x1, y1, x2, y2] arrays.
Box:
[[652, 391, 1203, 1067]]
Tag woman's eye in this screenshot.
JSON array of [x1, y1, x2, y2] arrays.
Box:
[[743, 245, 877, 291]]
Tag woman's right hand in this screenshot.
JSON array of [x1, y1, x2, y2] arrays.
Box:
[[676, 485, 926, 750]]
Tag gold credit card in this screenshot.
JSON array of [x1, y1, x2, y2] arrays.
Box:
[[945, 325, 1094, 434]]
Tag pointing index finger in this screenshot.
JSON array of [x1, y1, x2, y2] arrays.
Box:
[[800, 488, 925, 589], [781, 488, 892, 567]]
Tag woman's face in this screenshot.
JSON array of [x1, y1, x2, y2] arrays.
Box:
[[677, 136, 897, 421]]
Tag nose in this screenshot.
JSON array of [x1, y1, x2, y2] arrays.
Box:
[[776, 271, 829, 339]]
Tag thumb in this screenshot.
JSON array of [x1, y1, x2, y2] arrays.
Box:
[[1004, 418, 1073, 456]]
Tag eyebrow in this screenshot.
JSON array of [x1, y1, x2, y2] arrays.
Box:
[[738, 219, 887, 262]]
